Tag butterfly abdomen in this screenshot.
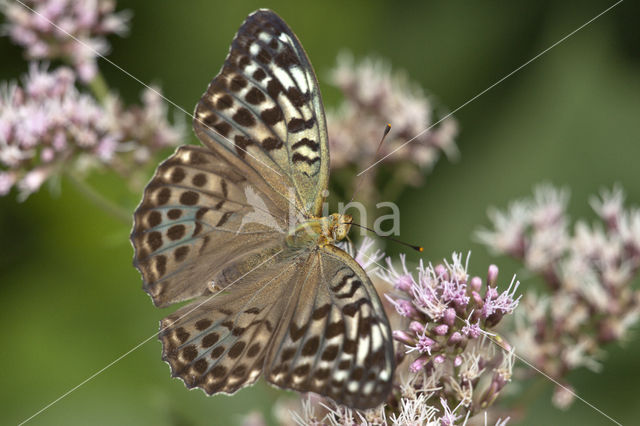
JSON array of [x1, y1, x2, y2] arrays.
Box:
[[211, 244, 285, 289]]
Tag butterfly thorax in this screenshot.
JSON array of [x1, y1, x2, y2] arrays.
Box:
[[285, 213, 353, 249]]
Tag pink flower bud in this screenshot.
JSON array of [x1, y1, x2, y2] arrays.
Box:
[[485, 286, 498, 300], [472, 290, 484, 307], [41, 147, 55, 162], [487, 264, 499, 286], [433, 324, 449, 335], [448, 332, 463, 345], [385, 295, 419, 318], [409, 321, 425, 334], [397, 299, 418, 318], [395, 274, 414, 292], [434, 264, 448, 281], [409, 355, 428, 372], [52, 130, 67, 151], [443, 307, 456, 326], [470, 276, 482, 292], [392, 330, 415, 345]]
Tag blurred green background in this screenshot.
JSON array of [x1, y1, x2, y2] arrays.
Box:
[[1, 0, 639, 424]]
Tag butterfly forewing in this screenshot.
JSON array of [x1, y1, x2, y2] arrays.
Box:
[[193, 9, 329, 216]]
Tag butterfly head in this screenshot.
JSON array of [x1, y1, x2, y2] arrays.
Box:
[[328, 213, 352, 242]]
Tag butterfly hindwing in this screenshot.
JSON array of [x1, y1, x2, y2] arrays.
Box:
[[265, 245, 395, 409], [193, 9, 329, 216], [159, 250, 309, 395]]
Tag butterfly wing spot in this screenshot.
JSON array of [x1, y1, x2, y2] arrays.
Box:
[[288, 321, 309, 342], [195, 319, 213, 331], [174, 245, 190, 262], [321, 345, 339, 361], [246, 343, 261, 358], [170, 167, 186, 183], [232, 108, 256, 127], [252, 68, 267, 81], [147, 211, 162, 227], [300, 336, 320, 356], [181, 345, 198, 362], [325, 319, 344, 340], [280, 347, 296, 362], [192, 173, 207, 187], [261, 106, 283, 126], [167, 224, 186, 241], [155, 187, 171, 205], [228, 341, 246, 358], [312, 303, 331, 321], [292, 364, 310, 378], [231, 365, 248, 377], [146, 231, 163, 251], [245, 87, 266, 105], [230, 74, 248, 91], [202, 332, 219, 348], [210, 346, 225, 359]]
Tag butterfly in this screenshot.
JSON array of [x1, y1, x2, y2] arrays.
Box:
[[131, 9, 394, 409]]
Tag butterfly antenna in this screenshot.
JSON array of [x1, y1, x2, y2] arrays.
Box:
[[349, 222, 423, 252], [348, 124, 392, 204]]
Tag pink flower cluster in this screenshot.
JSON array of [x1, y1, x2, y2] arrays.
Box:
[[328, 53, 458, 173], [1, 63, 108, 198], [478, 185, 640, 408], [381, 253, 519, 418], [2, 0, 130, 81], [0, 64, 183, 199]]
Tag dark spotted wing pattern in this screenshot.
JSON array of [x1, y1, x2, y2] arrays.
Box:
[[131, 145, 286, 307], [193, 9, 329, 216], [159, 245, 394, 410], [159, 250, 306, 396]]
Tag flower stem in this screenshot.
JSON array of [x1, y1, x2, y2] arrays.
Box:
[[66, 171, 130, 224], [87, 72, 110, 102]]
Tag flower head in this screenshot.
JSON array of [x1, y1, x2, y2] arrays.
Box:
[[479, 184, 640, 407], [325, 53, 458, 206], [0, 63, 183, 199], [2, 0, 130, 81], [380, 252, 519, 420]]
